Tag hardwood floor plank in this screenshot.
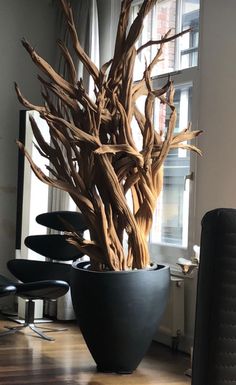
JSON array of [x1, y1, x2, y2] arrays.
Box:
[[0, 318, 191, 385]]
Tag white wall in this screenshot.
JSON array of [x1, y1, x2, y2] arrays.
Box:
[[180, 0, 236, 353], [0, 0, 58, 281], [195, 0, 236, 242]]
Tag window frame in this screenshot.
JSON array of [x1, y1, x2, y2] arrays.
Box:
[[149, 66, 200, 265], [128, 0, 201, 264]]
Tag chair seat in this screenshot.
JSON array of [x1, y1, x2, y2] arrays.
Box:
[[15, 280, 69, 300]]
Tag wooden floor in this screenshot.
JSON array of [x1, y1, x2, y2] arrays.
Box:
[[0, 317, 191, 385]]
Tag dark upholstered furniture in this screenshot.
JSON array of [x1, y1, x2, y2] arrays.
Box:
[[5, 211, 87, 339], [22, 211, 88, 284], [36, 211, 87, 232], [25, 211, 88, 266], [7, 259, 72, 285], [0, 275, 16, 297], [22, 233, 80, 286], [0, 275, 16, 334], [24, 234, 83, 262], [0, 270, 69, 340], [192, 208, 236, 385]]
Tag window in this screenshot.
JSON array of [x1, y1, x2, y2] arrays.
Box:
[[18, 111, 50, 261], [131, 0, 200, 79], [180, 0, 200, 69], [149, 83, 192, 247], [131, 0, 200, 263]]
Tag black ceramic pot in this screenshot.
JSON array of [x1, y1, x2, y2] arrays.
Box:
[[70, 261, 170, 374]]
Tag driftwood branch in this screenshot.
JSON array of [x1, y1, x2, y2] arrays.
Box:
[[16, 0, 202, 271], [137, 28, 192, 54]]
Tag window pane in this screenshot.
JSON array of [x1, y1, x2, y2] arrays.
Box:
[[132, 0, 177, 79], [131, 0, 200, 78], [149, 83, 192, 247], [180, 0, 200, 69]]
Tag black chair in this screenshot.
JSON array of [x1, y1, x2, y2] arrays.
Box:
[[6, 211, 87, 338], [1, 278, 69, 341], [7, 211, 87, 293], [192, 208, 236, 385]]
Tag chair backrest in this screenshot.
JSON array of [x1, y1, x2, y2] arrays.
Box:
[[36, 211, 88, 232], [192, 208, 236, 385], [24, 234, 83, 261], [7, 259, 72, 285]]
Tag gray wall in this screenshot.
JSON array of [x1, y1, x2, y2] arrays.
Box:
[[180, 0, 236, 352], [195, 0, 236, 241], [0, 0, 58, 279]]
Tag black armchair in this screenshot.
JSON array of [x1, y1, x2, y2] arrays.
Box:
[[192, 208, 236, 385], [4, 211, 88, 339]]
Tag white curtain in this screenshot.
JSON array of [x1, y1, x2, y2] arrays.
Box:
[[46, 0, 100, 321], [49, 0, 100, 213]]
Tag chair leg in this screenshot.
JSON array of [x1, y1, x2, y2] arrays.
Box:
[[28, 324, 55, 341], [39, 325, 68, 332], [25, 299, 35, 324], [0, 299, 68, 340], [0, 323, 55, 341], [0, 325, 25, 337], [25, 300, 68, 333]]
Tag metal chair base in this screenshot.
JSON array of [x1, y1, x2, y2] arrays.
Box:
[[1, 323, 55, 341], [0, 323, 68, 341], [0, 299, 68, 341]]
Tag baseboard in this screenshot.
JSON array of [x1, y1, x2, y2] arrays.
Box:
[[153, 332, 193, 354]]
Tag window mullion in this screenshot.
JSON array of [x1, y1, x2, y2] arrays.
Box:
[[175, 0, 183, 71]]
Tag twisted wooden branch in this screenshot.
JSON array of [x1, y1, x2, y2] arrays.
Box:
[[16, 0, 202, 271]]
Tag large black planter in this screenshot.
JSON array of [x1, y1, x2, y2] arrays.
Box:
[[70, 261, 170, 374]]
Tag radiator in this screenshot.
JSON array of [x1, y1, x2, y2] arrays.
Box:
[[153, 276, 185, 350]]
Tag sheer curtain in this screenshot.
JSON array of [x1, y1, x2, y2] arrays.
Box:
[[46, 0, 100, 320]]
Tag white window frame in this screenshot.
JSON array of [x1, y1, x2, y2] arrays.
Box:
[[101, 0, 201, 266], [128, 0, 201, 265], [149, 66, 200, 265]]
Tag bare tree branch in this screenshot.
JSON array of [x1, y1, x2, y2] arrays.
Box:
[[16, 0, 202, 271]]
